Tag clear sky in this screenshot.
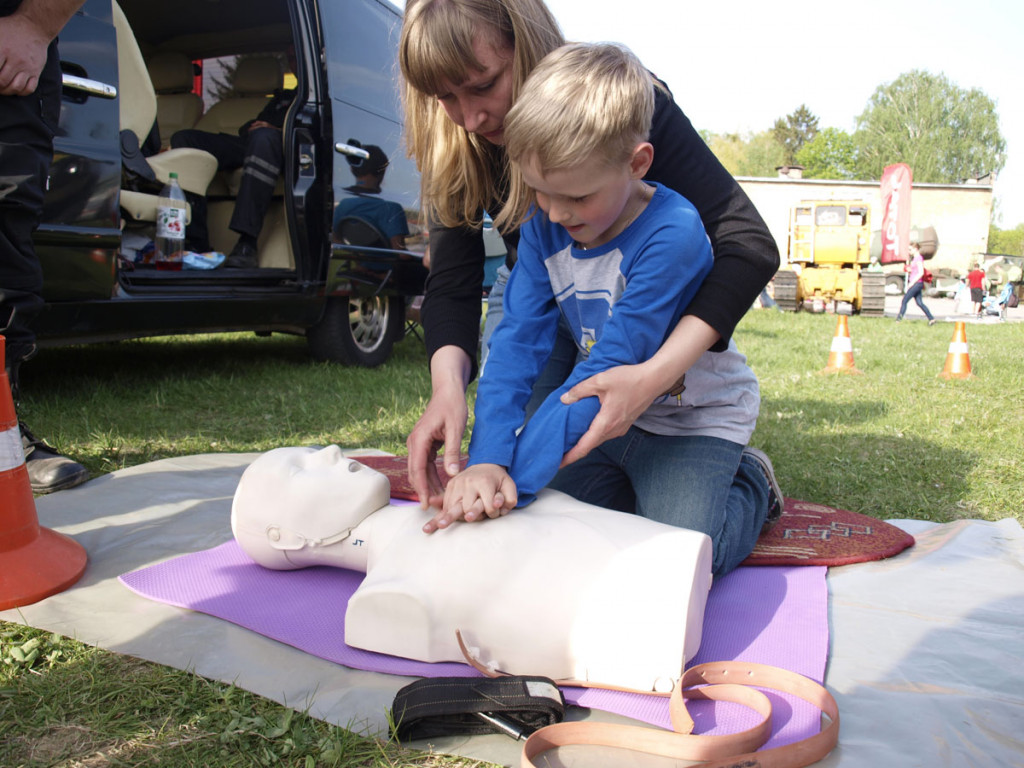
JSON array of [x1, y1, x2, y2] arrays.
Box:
[[545, 0, 1024, 229], [394, 0, 1024, 228]]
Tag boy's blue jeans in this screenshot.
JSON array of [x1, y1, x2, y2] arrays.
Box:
[[549, 432, 769, 577]]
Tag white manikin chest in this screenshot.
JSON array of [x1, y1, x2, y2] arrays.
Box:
[[345, 488, 712, 692]]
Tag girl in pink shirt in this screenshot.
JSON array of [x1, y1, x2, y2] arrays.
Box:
[[896, 242, 936, 324]]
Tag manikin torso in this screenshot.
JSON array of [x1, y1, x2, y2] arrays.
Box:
[[231, 446, 713, 692]]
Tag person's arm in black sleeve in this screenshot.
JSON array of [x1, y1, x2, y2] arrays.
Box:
[[646, 81, 779, 350], [419, 219, 487, 381]]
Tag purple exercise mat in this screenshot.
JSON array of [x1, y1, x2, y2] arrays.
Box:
[[120, 541, 827, 748]]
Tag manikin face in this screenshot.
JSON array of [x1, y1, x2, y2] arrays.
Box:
[[435, 28, 515, 145], [521, 148, 650, 250], [231, 446, 391, 569]]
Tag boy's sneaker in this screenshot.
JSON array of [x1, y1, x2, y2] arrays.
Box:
[[742, 446, 783, 529]]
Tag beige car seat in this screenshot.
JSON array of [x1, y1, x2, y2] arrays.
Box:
[[195, 55, 293, 267], [192, 56, 283, 136], [148, 51, 203, 149], [195, 56, 285, 197], [113, 0, 217, 223]]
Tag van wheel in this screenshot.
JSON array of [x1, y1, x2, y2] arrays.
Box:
[[308, 293, 405, 367]]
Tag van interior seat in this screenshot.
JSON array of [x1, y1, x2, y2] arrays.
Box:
[[192, 56, 283, 136], [195, 56, 286, 197], [148, 51, 203, 149], [112, 0, 217, 205]]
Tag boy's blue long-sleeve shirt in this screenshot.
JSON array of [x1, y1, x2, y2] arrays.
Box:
[[468, 183, 714, 504]]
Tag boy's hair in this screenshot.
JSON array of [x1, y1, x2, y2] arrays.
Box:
[[497, 42, 654, 231], [399, 0, 565, 230]]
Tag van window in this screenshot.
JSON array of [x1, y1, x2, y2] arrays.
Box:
[[320, 0, 402, 120]]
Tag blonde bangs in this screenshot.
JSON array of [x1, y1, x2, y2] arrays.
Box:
[[400, 1, 486, 98], [400, 0, 565, 231]]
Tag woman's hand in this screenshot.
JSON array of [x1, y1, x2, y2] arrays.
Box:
[[559, 315, 721, 466], [406, 346, 472, 509], [423, 463, 517, 533], [558, 363, 667, 466]]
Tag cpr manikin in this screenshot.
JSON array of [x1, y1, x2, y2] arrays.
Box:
[[231, 446, 713, 692]]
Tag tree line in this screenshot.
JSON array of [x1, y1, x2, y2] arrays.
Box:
[[703, 69, 1017, 249]]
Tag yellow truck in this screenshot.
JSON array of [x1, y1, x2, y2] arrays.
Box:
[[773, 201, 884, 315], [773, 200, 937, 316]]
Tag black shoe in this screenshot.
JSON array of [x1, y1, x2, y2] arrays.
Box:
[[743, 446, 783, 529], [225, 239, 259, 269], [20, 421, 90, 494]]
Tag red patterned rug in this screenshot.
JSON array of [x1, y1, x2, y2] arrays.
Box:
[[353, 455, 914, 567], [741, 498, 914, 567], [354, 455, 465, 500]]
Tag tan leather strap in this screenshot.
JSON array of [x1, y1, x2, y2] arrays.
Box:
[[521, 661, 839, 768], [455, 631, 839, 767]]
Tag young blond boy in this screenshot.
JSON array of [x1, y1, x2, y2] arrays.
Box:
[[426, 43, 779, 575]]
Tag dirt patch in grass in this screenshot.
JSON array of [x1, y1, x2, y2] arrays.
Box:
[[8, 723, 99, 765]]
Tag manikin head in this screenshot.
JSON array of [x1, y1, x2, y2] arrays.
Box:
[[230, 446, 391, 570]]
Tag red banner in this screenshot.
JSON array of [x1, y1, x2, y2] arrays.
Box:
[[879, 163, 913, 264]]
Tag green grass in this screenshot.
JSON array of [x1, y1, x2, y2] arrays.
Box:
[[2, 311, 1022, 766], [741, 311, 1023, 522], [0, 626, 484, 767], [15, 332, 434, 476]]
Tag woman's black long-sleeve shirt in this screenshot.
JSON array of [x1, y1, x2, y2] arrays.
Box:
[[419, 81, 779, 381]]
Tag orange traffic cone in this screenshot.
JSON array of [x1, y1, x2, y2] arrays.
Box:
[[939, 321, 973, 379], [820, 315, 862, 374], [0, 335, 87, 611]]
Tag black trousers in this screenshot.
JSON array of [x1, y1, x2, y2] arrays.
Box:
[[0, 39, 61, 387], [171, 126, 283, 250]]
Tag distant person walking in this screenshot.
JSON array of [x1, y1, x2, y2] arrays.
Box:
[[966, 262, 987, 317], [895, 242, 936, 325]]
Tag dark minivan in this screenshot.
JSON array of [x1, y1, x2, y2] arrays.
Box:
[[36, 0, 425, 366]]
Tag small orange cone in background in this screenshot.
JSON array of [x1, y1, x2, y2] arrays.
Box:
[[820, 315, 862, 374], [939, 321, 973, 379], [0, 335, 87, 611]]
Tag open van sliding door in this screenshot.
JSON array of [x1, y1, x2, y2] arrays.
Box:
[[308, 0, 426, 366], [39, 0, 122, 304]]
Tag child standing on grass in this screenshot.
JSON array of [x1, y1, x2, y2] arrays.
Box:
[[424, 42, 781, 576]]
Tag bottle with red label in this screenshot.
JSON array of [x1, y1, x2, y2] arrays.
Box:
[[155, 172, 187, 270]]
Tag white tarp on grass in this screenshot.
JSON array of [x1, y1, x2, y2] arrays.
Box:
[[2, 453, 1022, 767]]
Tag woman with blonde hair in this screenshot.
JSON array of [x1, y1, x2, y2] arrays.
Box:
[[400, 0, 781, 510]]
